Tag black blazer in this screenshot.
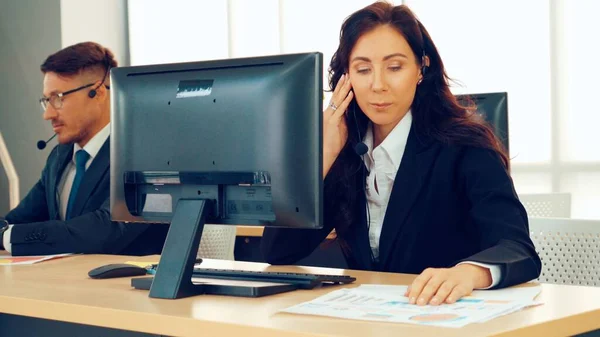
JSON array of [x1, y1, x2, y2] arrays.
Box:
[[4, 138, 168, 256], [262, 126, 542, 289]]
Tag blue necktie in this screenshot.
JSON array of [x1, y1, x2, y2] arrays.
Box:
[[66, 150, 90, 220]]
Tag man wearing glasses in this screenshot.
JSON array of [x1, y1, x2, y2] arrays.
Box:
[[0, 42, 168, 256]]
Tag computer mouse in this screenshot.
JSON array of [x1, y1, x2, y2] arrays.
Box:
[[88, 263, 148, 279]]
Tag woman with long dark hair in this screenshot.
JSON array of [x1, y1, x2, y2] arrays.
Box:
[[262, 1, 541, 305]]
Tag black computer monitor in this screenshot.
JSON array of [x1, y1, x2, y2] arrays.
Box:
[[455, 92, 509, 154], [110, 52, 323, 298]]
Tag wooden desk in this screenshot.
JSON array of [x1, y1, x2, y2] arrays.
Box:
[[1, 255, 600, 337]]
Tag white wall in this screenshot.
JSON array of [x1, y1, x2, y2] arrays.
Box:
[[0, 0, 62, 215], [60, 0, 130, 66]]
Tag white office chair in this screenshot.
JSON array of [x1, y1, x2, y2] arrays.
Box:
[[519, 193, 571, 218], [196, 225, 237, 260], [0, 131, 19, 210], [529, 217, 600, 287]]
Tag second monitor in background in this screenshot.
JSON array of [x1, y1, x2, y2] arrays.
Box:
[[455, 92, 509, 155], [110, 52, 324, 299]]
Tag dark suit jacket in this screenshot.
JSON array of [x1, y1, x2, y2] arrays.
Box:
[[4, 138, 168, 256], [262, 126, 542, 289]]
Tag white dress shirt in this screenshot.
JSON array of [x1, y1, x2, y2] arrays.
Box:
[[3, 123, 111, 253], [362, 112, 500, 288]]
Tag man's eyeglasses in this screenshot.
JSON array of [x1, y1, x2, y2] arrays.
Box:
[[39, 83, 96, 111]]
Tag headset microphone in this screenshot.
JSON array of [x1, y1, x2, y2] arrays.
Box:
[[37, 133, 57, 150], [354, 142, 368, 156]]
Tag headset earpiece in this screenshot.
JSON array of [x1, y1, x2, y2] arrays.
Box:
[[416, 17, 429, 80], [88, 52, 111, 99]]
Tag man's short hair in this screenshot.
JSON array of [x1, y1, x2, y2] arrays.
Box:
[[40, 41, 118, 76]]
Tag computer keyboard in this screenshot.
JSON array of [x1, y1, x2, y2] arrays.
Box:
[[192, 268, 356, 289]]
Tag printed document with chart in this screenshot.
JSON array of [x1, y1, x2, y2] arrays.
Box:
[[281, 284, 542, 328]]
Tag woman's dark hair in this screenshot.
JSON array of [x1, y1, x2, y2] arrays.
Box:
[[326, 1, 509, 244]]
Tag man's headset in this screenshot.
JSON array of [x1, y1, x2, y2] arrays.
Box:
[[37, 52, 113, 150], [88, 54, 112, 98]]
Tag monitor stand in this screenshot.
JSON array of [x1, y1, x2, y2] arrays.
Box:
[[148, 199, 211, 299], [139, 198, 300, 299]]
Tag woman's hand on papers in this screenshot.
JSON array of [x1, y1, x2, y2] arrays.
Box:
[[404, 264, 492, 306]]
